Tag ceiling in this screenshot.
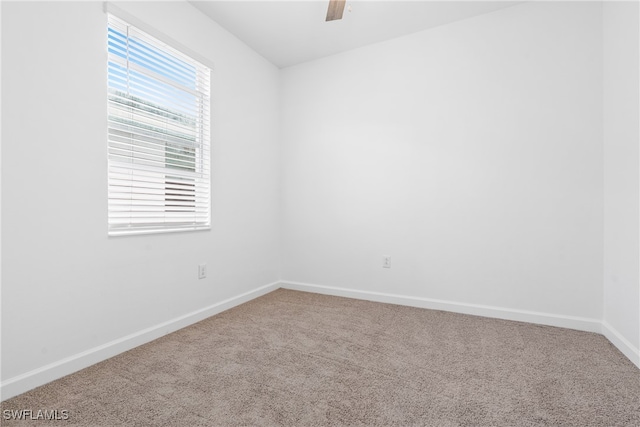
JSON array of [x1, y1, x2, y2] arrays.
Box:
[[189, 1, 522, 69]]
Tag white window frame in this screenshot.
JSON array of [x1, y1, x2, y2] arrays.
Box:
[[106, 9, 211, 236]]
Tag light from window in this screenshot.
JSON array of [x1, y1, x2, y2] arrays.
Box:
[[107, 15, 211, 235]]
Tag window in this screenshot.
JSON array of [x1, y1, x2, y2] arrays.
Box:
[[107, 15, 211, 235]]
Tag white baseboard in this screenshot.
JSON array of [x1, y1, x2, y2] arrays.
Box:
[[601, 321, 640, 369], [280, 281, 603, 333], [3, 280, 637, 402], [281, 281, 640, 368], [0, 281, 280, 401]]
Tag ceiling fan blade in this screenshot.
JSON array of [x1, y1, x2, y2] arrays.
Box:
[[326, 0, 346, 21]]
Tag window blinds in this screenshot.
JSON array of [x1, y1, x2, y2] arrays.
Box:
[[107, 15, 211, 235]]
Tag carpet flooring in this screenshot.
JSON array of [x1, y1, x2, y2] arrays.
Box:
[[2, 289, 639, 426]]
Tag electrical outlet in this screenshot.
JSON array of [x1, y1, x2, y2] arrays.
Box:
[[383, 256, 391, 268], [198, 264, 207, 279]]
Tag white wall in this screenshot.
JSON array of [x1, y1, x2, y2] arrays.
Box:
[[281, 2, 604, 324], [603, 1, 640, 365], [1, 1, 280, 397]]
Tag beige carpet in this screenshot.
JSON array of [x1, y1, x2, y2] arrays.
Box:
[[2, 289, 639, 426]]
